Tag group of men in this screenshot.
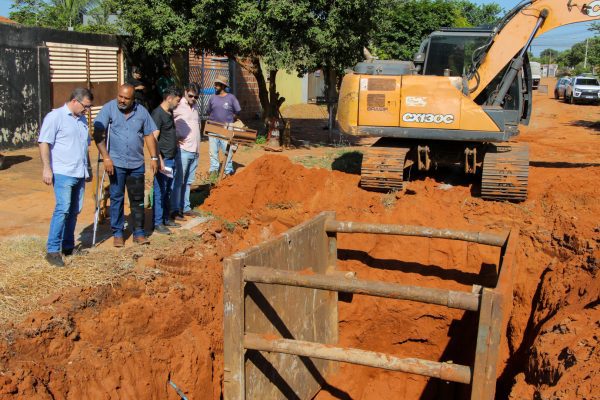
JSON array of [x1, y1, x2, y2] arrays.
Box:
[[38, 74, 241, 267]]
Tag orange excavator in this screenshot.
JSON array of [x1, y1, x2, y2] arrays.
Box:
[[337, 0, 600, 201]]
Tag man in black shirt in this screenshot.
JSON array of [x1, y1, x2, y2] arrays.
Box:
[[127, 67, 149, 109], [151, 87, 182, 234]]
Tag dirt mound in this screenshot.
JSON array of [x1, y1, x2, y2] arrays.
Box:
[[0, 233, 229, 399], [205, 154, 600, 399]]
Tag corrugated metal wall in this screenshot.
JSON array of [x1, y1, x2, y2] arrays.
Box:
[[47, 42, 122, 123]]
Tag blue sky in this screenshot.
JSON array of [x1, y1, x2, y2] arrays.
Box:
[[0, 0, 595, 56], [473, 0, 596, 56]]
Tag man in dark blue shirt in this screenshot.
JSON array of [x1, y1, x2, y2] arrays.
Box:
[[93, 84, 160, 247]]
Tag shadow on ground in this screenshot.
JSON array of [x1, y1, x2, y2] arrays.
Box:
[[530, 161, 600, 168], [331, 151, 363, 175], [569, 120, 600, 132], [0, 154, 33, 170]]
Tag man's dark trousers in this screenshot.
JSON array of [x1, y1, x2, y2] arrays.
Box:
[[153, 157, 176, 226], [109, 165, 146, 239]]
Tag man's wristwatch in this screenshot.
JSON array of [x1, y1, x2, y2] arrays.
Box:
[[150, 156, 159, 161]]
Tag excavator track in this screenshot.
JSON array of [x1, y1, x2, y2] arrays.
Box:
[[481, 143, 529, 202], [360, 147, 410, 191]]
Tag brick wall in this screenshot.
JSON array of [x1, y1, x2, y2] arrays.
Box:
[[188, 50, 261, 121]]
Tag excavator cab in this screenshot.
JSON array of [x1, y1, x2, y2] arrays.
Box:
[[417, 28, 533, 126], [417, 29, 492, 78]]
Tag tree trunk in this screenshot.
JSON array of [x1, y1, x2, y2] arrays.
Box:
[[236, 56, 279, 132], [324, 66, 339, 131]]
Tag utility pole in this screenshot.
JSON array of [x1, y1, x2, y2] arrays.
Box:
[[584, 38, 589, 69]]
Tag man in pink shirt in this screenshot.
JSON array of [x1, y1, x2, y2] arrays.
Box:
[[171, 84, 202, 218]]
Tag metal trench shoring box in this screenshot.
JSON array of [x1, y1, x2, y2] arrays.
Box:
[[223, 212, 338, 400], [223, 211, 518, 400]]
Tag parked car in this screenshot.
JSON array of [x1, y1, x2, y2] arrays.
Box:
[[554, 77, 571, 99], [564, 76, 600, 104]]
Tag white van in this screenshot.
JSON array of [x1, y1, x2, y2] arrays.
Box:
[[530, 62, 542, 89]]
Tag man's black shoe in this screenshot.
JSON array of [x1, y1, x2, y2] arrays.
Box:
[[170, 211, 185, 221], [165, 220, 181, 228], [62, 248, 88, 257], [154, 224, 172, 235], [45, 252, 65, 267]]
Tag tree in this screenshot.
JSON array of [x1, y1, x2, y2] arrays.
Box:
[[370, 0, 502, 61], [301, 0, 384, 128], [9, 0, 47, 26], [116, 0, 380, 126], [539, 48, 560, 63], [454, 0, 503, 27], [10, 0, 110, 31]]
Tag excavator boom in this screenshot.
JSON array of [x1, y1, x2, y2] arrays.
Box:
[[469, 0, 600, 98]]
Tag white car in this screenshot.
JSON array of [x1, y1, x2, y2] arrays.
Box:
[[564, 76, 600, 104], [554, 77, 571, 99]]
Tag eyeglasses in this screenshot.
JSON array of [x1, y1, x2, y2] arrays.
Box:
[[187, 94, 199, 99], [77, 99, 93, 109]]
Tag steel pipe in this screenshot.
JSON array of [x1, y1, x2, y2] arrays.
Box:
[[244, 334, 472, 384], [244, 266, 480, 311], [325, 220, 507, 247]]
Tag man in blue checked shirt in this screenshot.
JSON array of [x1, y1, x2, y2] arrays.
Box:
[[38, 87, 94, 267], [93, 84, 160, 248]]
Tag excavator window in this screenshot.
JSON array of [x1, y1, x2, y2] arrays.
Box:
[[423, 32, 491, 77]]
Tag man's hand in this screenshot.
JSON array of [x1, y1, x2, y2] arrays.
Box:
[[160, 158, 165, 172], [42, 166, 53, 185], [104, 158, 114, 175], [86, 169, 93, 183], [151, 159, 159, 175]]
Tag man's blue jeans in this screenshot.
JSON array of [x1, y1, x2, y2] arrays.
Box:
[[209, 136, 234, 175], [172, 149, 198, 213], [154, 157, 176, 226], [109, 165, 145, 238], [47, 174, 85, 253]]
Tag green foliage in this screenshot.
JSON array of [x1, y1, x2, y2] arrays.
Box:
[[371, 0, 501, 61], [9, 0, 46, 26], [454, 0, 503, 27], [540, 48, 560, 61], [10, 0, 119, 33], [555, 37, 600, 70], [372, 0, 459, 60], [114, 0, 192, 54]]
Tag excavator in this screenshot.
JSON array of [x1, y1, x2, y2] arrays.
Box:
[[337, 0, 600, 201]]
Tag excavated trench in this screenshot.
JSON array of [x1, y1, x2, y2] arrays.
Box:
[[0, 155, 598, 399]]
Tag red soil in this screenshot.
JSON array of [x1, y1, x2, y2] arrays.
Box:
[[1, 90, 599, 399]]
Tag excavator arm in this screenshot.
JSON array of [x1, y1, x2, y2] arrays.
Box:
[[469, 0, 600, 99]]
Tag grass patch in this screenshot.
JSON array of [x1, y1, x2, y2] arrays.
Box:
[[0, 231, 200, 327], [292, 148, 361, 171], [236, 217, 250, 229], [381, 190, 398, 209], [0, 236, 133, 326], [266, 201, 298, 210]]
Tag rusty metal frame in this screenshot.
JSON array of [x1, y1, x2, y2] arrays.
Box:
[[224, 211, 518, 400]]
